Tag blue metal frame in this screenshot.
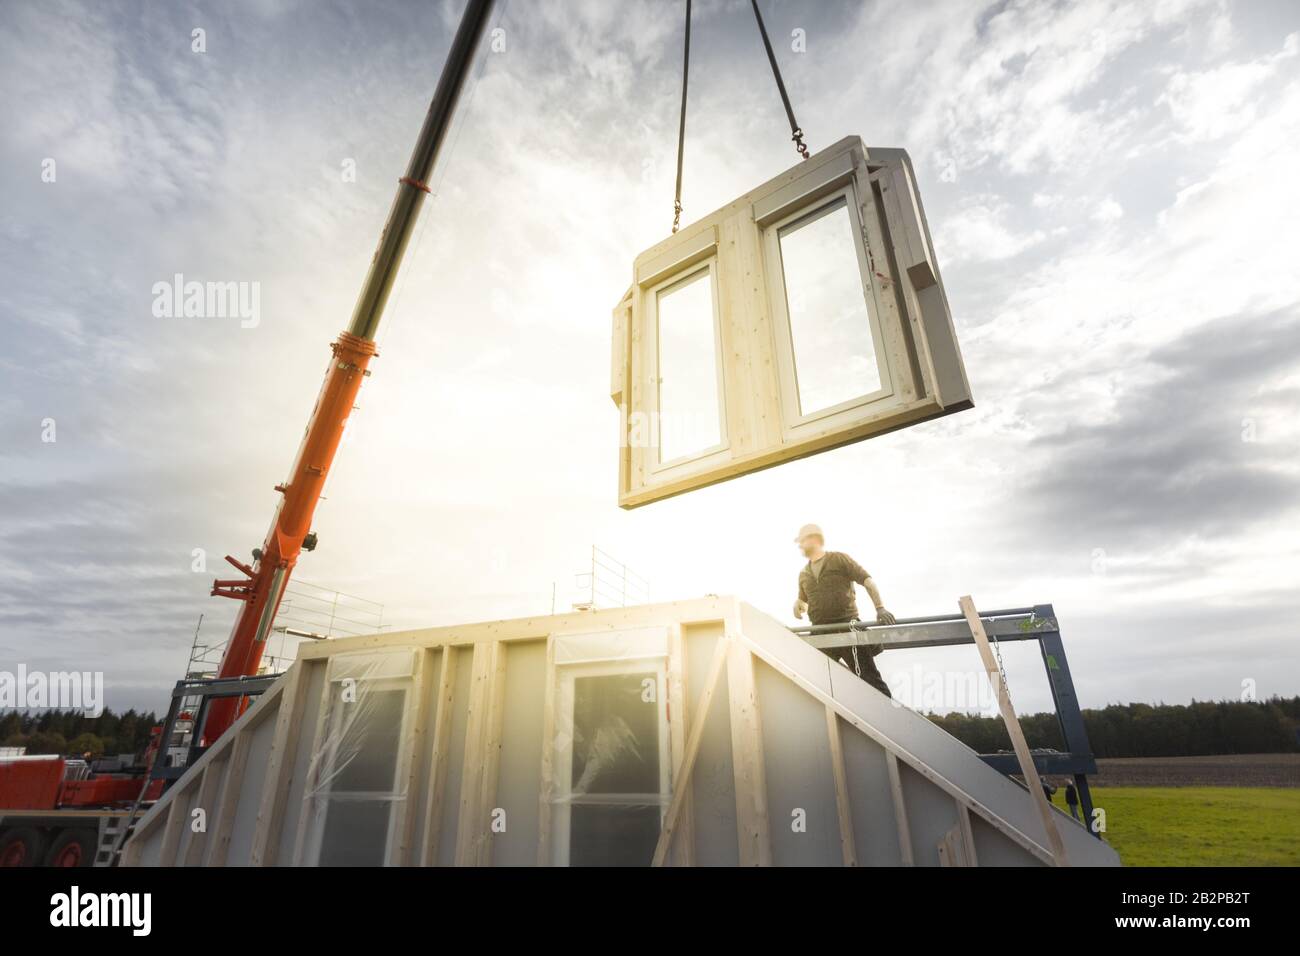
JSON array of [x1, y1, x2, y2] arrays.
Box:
[[792, 603, 1100, 837]]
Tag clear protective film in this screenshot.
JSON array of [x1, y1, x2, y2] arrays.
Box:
[[546, 627, 673, 865], [299, 649, 416, 865]]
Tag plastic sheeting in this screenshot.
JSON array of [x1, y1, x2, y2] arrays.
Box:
[[546, 627, 672, 865], [300, 650, 416, 866]]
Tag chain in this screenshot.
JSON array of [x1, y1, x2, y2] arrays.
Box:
[[990, 621, 1011, 704]]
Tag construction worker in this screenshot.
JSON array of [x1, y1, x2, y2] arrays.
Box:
[[791, 524, 897, 698]]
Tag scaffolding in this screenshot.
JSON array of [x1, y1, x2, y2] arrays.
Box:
[[171, 582, 384, 766], [570, 546, 649, 611]]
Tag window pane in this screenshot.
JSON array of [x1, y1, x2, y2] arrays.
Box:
[[570, 804, 662, 866], [778, 199, 881, 415], [656, 269, 721, 462], [318, 798, 391, 866], [571, 673, 659, 795], [316, 686, 405, 865], [330, 688, 405, 793]]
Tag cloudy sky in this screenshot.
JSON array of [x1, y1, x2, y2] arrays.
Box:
[[2, 0, 1297, 717]]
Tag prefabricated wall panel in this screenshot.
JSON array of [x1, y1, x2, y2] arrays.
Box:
[[610, 137, 973, 509], [122, 597, 1119, 867]]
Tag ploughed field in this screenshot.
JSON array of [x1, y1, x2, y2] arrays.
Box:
[[1095, 753, 1300, 788]]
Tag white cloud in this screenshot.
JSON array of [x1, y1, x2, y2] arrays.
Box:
[[1092, 197, 1124, 222], [1159, 32, 1299, 141], [933, 194, 1047, 263]]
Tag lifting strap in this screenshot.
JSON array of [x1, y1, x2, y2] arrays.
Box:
[[750, 0, 810, 160], [670, 0, 810, 234], [672, 0, 692, 234]]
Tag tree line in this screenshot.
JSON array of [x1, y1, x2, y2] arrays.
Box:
[[929, 696, 1300, 757], [1, 708, 161, 759], [2, 697, 1297, 761]]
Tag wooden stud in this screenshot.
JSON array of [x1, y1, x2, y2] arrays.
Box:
[[289, 666, 335, 867], [206, 730, 252, 867], [183, 757, 227, 867], [666, 625, 695, 866], [476, 641, 509, 866], [957, 802, 979, 867], [885, 751, 914, 866], [536, 637, 557, 866], [825, 705, 857, 867], [454, 641, 501, 866], [726, 637, 771, 866], [652, 636, 729, 866], [420, 646, 459, 867], [959, 595, 1069, 867], [249, 662, 308, 866], [937, 824, 968, 867], [395, 649, 436, 865], [155, 799, 183, 867]]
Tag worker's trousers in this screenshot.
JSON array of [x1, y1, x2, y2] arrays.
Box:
[[815, 624, 891, 698]]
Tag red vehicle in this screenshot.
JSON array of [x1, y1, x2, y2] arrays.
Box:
[[0, 735, 164, 867]]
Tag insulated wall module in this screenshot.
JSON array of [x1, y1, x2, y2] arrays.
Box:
[[122, 597, 1117, 868], [611, 137, 973, 508]]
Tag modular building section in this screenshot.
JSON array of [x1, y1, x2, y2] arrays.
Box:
[[121, 597, 1119, 867]]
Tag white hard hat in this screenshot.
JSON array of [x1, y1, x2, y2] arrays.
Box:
[[793, 523, 824, 544]]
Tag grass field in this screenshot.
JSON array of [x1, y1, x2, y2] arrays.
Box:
[[1091, 786, 1300, 866]]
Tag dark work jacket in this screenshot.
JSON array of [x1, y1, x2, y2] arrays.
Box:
[[798, 551, 871, 626]]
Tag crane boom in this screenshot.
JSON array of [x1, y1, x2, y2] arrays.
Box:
[[203, 0, 496, 743]]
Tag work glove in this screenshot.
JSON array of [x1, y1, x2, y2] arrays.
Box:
[[793, 599, 808, 620], [875, 607, 897, 626]]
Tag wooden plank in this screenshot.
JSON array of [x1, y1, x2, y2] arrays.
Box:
[[454, 641, 497, 866], [476, 641, 509, 866], [206, 730, 253, 867], [249, 662, 307, 866], [155, 799, 183, 867], [666, 625, 694, 866], [395, 649, 436, 866], [420, 647, 459, 866], [183, 760, 226, 867], [294, 595, 735, 661], [536, 637, 557, 866], [825, 705, 857, 867], [957, 802, 979, 867], [651, 637, 729, 866], [726, 638, 772, 866], [885, 751, 914, 865], [959, 595, 1069, 867], [937, 824, 967, 867], [289, 667, 335, 867]]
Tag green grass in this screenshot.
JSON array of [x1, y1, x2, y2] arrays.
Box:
[[1090, 786, 1300, 866]]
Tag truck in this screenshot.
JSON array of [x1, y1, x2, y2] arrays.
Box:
[[0, 739, 164, 867]]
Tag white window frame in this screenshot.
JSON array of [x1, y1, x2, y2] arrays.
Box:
[[302, 674, 413, 867], [549, 656, 671, 867], [645, 258, 730, 478], [762, 184, 895, 435]]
